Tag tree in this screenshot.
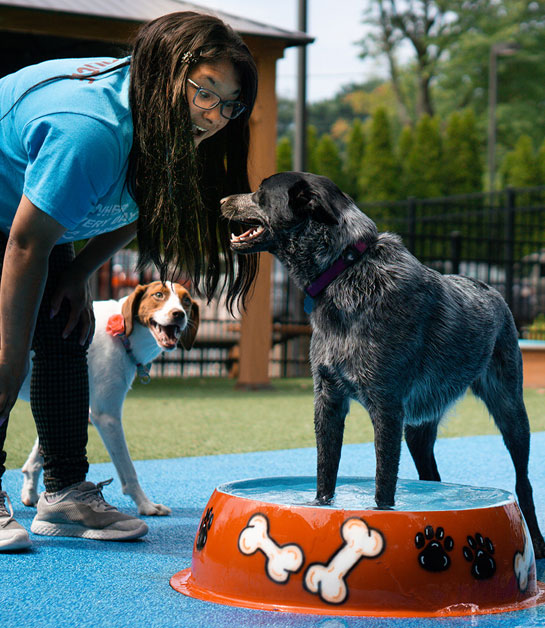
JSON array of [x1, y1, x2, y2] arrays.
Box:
[[315, 134, 345, 189], [435, 2, 545, 152], [276, 136, 293, 172], [343, 119, 366, 201], [277, 98, 295, 139], [306, 125, 319, 174], [405, 115, 444, 198], [308, 91, 359, 137], [500, 135, 540, 188], [397, 124, 413, 196], [358, 0, 467, 119], [538, 138, 545, 186], [443, 109, 483, 195], [359, 107, 400, 202], [359, 0, 545, 151]]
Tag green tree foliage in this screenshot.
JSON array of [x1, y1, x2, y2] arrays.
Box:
[[359, 107, 399, 202], [443, 109, 483, 195], [398, 125, 414, 196], [308, 89, 360, 137], [500, 135, 540, 187], [276, 136, 293, 172], [435, 2, 545, 153], [277, 98, 295, 139], [315, 134, 345, 188], [538, 138, 545, 185], [306, 125, 319, 174], [405, 115, 444, 198], [359, 0, 468, 119], [343, 119, 366, 200]]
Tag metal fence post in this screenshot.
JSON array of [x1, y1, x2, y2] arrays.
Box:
[[407, 197, 416, 254], [450, 231, 462, 275], [504, 188, 516, 310]]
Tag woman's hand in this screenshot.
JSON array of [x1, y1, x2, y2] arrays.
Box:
[[50, 268, 95, 346], [0, 358, 29, 426]]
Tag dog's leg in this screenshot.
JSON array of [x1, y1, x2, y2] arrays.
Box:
[[404, 422, 441, 481], [471, 349, 545, 559], [21, 437, 43, 507], [372, 407, 404, 508], [314, 374, 350, 503], [90, 409, 171, 516]]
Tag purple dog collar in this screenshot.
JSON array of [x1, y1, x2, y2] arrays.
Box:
[[304, 240, 368, 314]]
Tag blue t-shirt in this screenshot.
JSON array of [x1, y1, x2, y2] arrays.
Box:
[[0, 57, 138, 243]]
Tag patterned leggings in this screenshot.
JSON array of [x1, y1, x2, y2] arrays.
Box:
[[0, 233, 89, 492]]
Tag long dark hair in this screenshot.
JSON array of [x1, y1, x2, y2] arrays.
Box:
[[128, 12, 259, 310]]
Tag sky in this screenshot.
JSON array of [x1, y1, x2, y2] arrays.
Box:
[[192, 0, 388, 102]]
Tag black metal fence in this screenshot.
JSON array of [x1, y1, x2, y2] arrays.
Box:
[[142, 185, 545, 377], [361, 186, 545, 333]]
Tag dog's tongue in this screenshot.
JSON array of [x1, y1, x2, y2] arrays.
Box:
[[156, 324, 179, 348]]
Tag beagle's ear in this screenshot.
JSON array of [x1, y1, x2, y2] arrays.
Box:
[[287, 178, 339, 226], [121, 285, 148, 336], [180, 300, 200, 351]]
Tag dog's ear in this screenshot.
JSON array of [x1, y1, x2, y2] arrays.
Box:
[[121, 285, 148, 336], [180, 301, 200, 351], [287, 178, 339, 226]]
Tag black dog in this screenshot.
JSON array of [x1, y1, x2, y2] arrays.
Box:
[[221, 171, 545, 559]]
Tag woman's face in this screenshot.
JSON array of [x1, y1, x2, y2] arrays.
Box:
[[187, 59, 242, 147]]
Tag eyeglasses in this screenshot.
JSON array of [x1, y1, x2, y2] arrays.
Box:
[[187, 78, 247, 120]]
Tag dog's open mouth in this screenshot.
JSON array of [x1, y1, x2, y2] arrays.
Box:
[[150, 320, 182, 350], [230, 225, 268, 251]]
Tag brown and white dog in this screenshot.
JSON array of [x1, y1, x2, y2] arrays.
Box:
[[19, 281, 199, 516]]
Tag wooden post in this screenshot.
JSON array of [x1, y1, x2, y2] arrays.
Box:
[[236, 41, 283, 389]]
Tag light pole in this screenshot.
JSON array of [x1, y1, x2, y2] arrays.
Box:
[[294, 0, 308, 172], [487, 42, 520, 194]]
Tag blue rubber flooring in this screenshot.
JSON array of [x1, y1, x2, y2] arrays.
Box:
[[1, 433, 544, 628]]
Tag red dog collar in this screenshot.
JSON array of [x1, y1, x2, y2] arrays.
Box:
[[106, 314, 151, 384]]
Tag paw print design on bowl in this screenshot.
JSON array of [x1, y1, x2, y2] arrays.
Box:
[[415, 525, 454, 572], [463, 533, 496, 580], [196, 507, 214, 551]]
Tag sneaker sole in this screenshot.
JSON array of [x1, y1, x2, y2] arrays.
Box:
[[0, 532, 31, 551], [30, 520, 148, 541]]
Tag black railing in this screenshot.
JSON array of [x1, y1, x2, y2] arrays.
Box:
[[359, 186, 545, 332]]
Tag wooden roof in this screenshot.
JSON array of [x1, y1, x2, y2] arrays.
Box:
[[0, 0, 313, 46]]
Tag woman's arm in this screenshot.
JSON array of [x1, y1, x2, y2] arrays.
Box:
[[49, 220, 137, 341], [0, 196, 137, 422], [0, 195, 66, 421]]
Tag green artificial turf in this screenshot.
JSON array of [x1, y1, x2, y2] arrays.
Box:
[[4, 377, 545, 469]]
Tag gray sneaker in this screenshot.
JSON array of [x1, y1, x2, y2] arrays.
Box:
[[30, 479, 148, 541], [0, 490, 31, 551]]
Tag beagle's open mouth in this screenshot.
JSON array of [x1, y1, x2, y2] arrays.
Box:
[[150, 319, 183, 350]]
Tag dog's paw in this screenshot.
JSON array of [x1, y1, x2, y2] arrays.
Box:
[[415, 525, 454, 572], [463, 533, 496, 580], [311, 495, 333, 507], [138, 501, 171, 516]]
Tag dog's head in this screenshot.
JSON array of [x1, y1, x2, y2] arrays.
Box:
[[121, 281, 200, 351], [220, 172, 353, 255]]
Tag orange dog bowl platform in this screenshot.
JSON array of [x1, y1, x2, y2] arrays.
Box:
[[170, 476, 545, 617]]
